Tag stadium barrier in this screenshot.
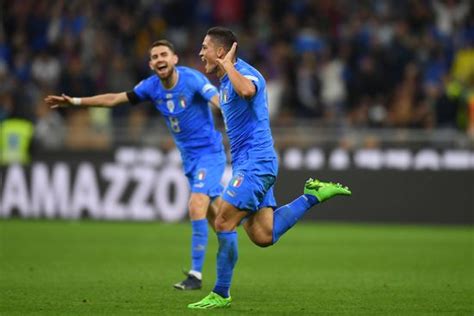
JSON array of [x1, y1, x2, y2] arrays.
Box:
[[0, 147, 472, 224]]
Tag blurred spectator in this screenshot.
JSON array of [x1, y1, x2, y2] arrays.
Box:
[[295, 51, 322, 117], [388, 63, 428, 128], [0, 102, 35, 165], [34, 99, 65, 149], [213, 0, 244, 25], [434, 78, 462, 128], [0, 31, 12, 65], [0, 0, 472, 151], [0, 70, 14, 121], [58, 56, 95, 101], [31, 48, 61, 89], [319, 45, 347, 122], [468, 93, 474, 138], [432, 0, 470, 37]]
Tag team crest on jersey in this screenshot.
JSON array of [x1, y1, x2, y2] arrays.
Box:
[[197, 169, 206, 181], [179, 95, 186, 108], [221, 89, 229, 103], [231, 174, 244, 187], [166, 100, 175, 113]]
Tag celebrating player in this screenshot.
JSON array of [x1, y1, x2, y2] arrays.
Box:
[[188, 27, 352, 309], [45, 40, 226, 291]]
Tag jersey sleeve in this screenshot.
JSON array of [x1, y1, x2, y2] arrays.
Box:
[[190, 70, 218, 102], [132, 78, 151, 102], [126, 91, 142, 105], [239, 68, 264, 95]]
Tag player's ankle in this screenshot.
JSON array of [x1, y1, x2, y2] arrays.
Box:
[[188, 270, 202, 280], [212, 286, 230, 298]]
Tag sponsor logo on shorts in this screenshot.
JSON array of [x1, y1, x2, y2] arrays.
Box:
[[226, 190, 236, 197], [194, 182, 205, 188]]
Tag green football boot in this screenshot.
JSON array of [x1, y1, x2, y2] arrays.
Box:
[[188, 292, 232, 309], [304, 178, 351, 202]]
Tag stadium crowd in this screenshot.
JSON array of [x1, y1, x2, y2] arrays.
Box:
[[0, 0, 473, 150]]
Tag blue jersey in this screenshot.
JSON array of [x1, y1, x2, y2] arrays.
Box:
[[219, 58, 276, 164], [133, 66, 222, 158]]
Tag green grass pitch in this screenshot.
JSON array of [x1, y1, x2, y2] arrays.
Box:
[[0, 220, 472, 315]]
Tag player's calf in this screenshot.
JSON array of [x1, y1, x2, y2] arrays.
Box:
[[271, 178, 351, 244], [242, 208, 274, 247]]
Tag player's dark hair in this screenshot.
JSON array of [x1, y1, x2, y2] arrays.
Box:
[[150, 40, 176, 54], [206, 26, 238, 53]]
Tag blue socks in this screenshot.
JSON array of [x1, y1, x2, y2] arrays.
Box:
[[191, 219, 208, 274], [209, 194, 317, 297], [272, 195, 319, 244], [212, 231, 238, 298]]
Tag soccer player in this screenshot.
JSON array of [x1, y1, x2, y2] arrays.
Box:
[[45, 40, 226, 291], [188, 27, 352, 309]]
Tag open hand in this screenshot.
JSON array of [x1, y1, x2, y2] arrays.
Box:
[[44, 94, 74, 108]]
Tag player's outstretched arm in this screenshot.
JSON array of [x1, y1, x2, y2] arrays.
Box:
[[45, 92, 129, 109], [216, 42, 256, 99]]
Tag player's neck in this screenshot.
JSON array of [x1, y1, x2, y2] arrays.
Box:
[[217, 68, 226, 80], [161, 68, 179, 90]]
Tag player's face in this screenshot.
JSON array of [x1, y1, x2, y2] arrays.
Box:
[[149, 45, 178, 79], [199, 35, 222, 74]]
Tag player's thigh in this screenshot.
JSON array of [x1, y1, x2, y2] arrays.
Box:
[[243, 207, 274, 247], [188, 193, 211, 219], [215, 199, 248, 232], [206, 196, 222, 231]]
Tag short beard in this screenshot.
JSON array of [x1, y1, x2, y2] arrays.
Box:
[[156, 68, 173, 79]]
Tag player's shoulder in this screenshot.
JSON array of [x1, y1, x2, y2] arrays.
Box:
[[178, 66, 214, 93], [235, 59, 264, 82], [135, 74, 159, 90], [235, 58, 253, 70], [177, 66, 206, 79]]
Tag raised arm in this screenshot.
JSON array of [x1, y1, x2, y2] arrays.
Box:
[[216, 43, 256, 99], [45, 92, 129, 109]]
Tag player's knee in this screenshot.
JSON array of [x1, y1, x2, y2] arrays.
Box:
[[214, 215, 236, 232], [188, 198, 207, 219], [254, 239, 272, 248], [214, 216, 227, 231], [245, 225, 273, 247], [251, 234, 273, 248]]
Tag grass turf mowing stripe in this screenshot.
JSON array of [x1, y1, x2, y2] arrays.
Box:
[[0, 220, 472, 315]]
